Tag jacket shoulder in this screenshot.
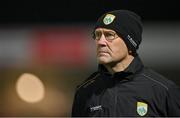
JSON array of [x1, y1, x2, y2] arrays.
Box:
[[76, 71, 100, 91], [140, 67, 178, 90]]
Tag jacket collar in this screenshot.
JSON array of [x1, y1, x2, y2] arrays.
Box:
[[98, 55, 144, 80]]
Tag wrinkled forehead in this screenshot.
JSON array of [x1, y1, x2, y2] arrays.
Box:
[[95, 28, 116, 33]]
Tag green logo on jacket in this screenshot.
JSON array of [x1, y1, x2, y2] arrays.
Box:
[[137, 102, 148, 116]]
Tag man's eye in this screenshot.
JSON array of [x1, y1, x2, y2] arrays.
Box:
[[95, 32, 102, 39], [105, 33, 114, 39]]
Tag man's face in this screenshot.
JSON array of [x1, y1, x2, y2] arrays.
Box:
[[94, 28, 129, 65]]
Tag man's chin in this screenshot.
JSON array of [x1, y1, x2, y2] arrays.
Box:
[[97, 58, 110, 64]]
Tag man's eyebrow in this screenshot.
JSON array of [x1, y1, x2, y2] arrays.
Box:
[[95, 30, 116, 33], [104, 31, 116, 33], [95, 30, 102, 33]]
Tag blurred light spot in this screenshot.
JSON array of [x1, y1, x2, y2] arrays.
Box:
[[16, 73, 45, 103]]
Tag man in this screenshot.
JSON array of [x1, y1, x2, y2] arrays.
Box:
[[71, 10, 180, 117]]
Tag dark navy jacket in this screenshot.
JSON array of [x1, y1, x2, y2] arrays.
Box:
[[71, 56, 180, 117]]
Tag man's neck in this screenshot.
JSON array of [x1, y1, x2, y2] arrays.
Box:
[[105, 55, 134, 74]]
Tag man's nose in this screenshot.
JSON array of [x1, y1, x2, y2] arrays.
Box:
[[97, 34, 107, 46]]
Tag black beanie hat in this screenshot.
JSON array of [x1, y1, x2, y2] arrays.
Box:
[[93, 10, 143, 54]]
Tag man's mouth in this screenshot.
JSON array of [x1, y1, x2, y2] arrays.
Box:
[[98, 51, 109, 55]]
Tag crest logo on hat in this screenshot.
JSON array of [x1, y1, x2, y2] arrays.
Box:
[[103, 14, 115, 25], [137, 102, 148, 116]]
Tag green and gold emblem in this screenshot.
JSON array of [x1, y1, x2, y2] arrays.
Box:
[[103, 14, 116, 25], [137, 102, 148, 116]]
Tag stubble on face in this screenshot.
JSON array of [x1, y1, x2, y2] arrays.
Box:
[[95, 28, 129, 66], [96, 39, 128, 65]]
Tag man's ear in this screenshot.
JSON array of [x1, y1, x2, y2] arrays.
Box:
[[128, 50, 137, 57], [128, 50, 133, 55]]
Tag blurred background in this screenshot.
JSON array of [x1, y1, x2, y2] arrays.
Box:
[[0, 0, 179, 116]]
